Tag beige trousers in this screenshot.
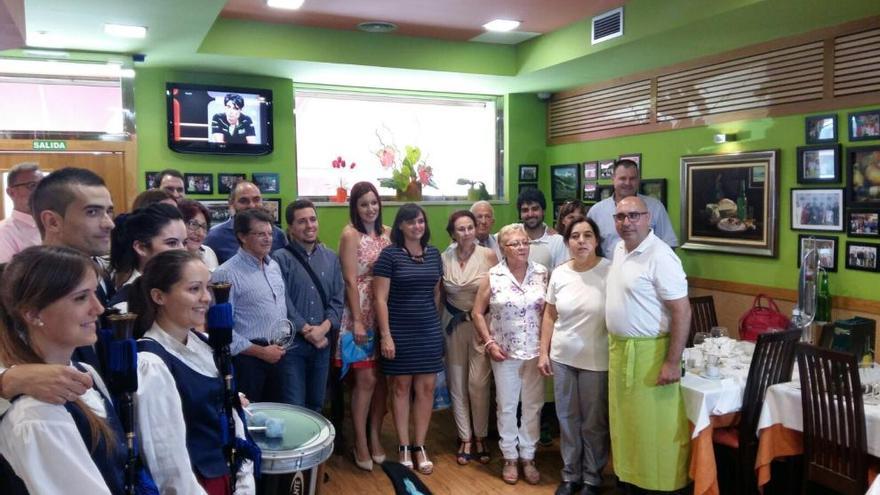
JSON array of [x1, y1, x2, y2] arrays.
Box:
[[444, 321, 492, 440]]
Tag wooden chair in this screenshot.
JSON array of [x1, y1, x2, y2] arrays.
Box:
[[713, 329, 801, 495], [689, 295, 718, 346], [795, 344, 868, 495]]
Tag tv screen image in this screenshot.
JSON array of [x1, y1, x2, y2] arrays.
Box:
[[167, 83, 273, 155]]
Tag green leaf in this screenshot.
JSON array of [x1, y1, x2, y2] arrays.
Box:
[[405, 146, 421, 167]]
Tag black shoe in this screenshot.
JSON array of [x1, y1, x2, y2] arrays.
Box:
[[555, 481, 584, 495], [578, 484, 601, 495], [539, 427, 554, 446]]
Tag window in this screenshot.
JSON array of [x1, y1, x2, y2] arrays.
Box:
[[295, 89, 502, 201]]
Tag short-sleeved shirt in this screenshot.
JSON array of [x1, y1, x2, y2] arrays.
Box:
[[527, 224, 568, 271], [605, 231, 688, 338], [587, 194, 678, 260], [211, 113, 256, 144], [0, 210, 41, 263], [488, 260, 548, 360], [546, 258, 611, 371]]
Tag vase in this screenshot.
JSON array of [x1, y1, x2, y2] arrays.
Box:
[[333, 186, 348, 203], [396, 180, 423, 202]]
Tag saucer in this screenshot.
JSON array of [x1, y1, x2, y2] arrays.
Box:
[[699, 371, 724, 381]]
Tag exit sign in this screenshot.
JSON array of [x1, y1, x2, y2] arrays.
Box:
[[32, 140, 67, 150]]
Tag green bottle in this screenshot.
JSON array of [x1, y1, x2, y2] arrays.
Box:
[[736, 180, 747, 220], [815, 270, 831, 323]]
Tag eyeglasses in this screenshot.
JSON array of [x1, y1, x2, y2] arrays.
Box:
[[504, 240, 529, 248], [612, 211, 649, 223], [247, 231, 272, 239], [9, 180, 39, 191], [186, 220, 208, 232]]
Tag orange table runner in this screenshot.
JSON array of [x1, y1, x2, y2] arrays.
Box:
[[689, 412, 740, 495]]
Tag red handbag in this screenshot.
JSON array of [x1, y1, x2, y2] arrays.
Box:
[[738, 294, 791, 342]]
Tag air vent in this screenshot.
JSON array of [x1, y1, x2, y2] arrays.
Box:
[[357, 21, 398, 34], [592, 7, 623, 45]]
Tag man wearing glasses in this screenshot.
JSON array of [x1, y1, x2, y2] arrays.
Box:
[[605, 196, 692, 494], [587, 159, 677, 260], [0, 162, 43, 262], [205, 180, 287, 264]]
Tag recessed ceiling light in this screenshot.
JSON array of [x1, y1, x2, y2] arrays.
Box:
[[357, 21, 398, 34], [483, 19, 520, 32], [267, 0, 305, 9], [104, 23, 147, 39]]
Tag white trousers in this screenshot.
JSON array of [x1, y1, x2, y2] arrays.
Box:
[[444, 322, 492, 440], [491, 356, 543, 460]]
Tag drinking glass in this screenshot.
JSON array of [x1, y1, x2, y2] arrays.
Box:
[[711, 326, 729, 339], [693, 332, 709, 347]]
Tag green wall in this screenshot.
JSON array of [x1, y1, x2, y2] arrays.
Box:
[[545, 106, 880, 300]]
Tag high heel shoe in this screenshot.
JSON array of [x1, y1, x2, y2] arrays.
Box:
[[474, 437, 490, 465], [411, 445, 434, 475], [371, 452, 386, 464], [398, 444, 413, 469], [456, 440, 472, 465], [351, 449, 373, 472]]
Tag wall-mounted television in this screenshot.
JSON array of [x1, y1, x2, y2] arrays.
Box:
[[166, 82, 273, 156]]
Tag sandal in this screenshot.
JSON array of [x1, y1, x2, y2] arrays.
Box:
[[474, 437, 490, 465], [398, 444, 413, 468], [502, 458, 519, 484], [456, 440, 472, 465], [521, 458, 540, 485], [411, 445, 434, 475]]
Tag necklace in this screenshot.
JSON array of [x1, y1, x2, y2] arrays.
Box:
[[403, 245, 425, 264]]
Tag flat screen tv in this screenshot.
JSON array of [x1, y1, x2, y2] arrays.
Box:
[[166, 82, 273, 155]]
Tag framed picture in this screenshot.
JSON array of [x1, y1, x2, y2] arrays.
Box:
[[583, 161, 598, 181], [597, 184, 614, 201], [680, 150, 779, 257], [262, 198, 281, 224], [797, 144, 841, 184], [218, 173, 247, 195], [845, 241, 879, 272], [519, 164, 538, 182], [518, 183, 539, 196], [805, 114, 838, 144], [618, 153, 642, 170], [598, 159, 615, 179], [848, 110, 880, 142], [199, 199, 231, 224], [847, 146, 880, 207], [847, 209, 879, 238], [184, 173, 213, 195], [552, 201, 565, 222], [790, 188, 844, 232], [583, 182, 597, 201], [252, 173, 280, 194], [797, 234, 838, 273], [550, 164, 580, 201], [144, 171, 161, 189], [749, 165, 765, 188], [639, 178, 667, 208]]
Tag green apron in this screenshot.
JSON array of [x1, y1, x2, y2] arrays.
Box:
[[608, 332, 690, 491]]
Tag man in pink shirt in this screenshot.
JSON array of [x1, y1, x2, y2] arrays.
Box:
[[0, 162, 42, 262]]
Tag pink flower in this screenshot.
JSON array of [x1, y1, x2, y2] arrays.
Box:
[[417, 164, 432, 186], [332, 156, 345, 169], [378, 147, 396, 169], [350, 162, 357, 169]]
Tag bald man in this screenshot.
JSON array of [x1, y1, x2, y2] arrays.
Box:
[[204, 180, 286, 264]]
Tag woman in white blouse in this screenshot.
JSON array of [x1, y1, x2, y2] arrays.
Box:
[[129, 250, 256, 495], [472, 223, 548, 486], [0, 246, 131, 494], [538, 217, 610, 495]]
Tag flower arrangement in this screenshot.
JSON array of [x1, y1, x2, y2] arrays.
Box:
[[375, 130, 436, 201], [331, 156, 356, 202]]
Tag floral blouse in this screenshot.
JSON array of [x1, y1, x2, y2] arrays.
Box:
[[488, 260, 548, 360]]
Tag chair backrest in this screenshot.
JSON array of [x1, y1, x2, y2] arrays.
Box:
[[795, 343, 868, 495], [739, 329, 801, 443], [688, 295, 718, 346]]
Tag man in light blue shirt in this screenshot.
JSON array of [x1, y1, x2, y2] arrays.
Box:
[[211, 208, 292, 403], [272, 199, 344, 412], [588, 159, 678, 260]]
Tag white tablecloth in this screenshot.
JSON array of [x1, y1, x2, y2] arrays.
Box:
[[680, 345, 752, 439]]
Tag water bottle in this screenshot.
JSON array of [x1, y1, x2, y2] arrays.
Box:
[[815, 269, 831, 324]]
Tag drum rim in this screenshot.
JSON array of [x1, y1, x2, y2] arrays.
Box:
[[249, 402, 336, 470]]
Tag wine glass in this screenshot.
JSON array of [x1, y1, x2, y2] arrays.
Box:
[[693, 332, 709, 348], [711, 326, 728, 339], [270, 319, 295, 350]]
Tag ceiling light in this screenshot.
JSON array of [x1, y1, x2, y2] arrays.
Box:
[[357, 21, 398, 34], [266, 0, 305, 9], [713, 133, 737, 144], [483, 19, 521, 32], [104, 23, 147, 39], [0, 58, 128, 78]]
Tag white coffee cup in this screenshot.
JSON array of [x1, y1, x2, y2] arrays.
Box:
[[706, 364, 721, 378]]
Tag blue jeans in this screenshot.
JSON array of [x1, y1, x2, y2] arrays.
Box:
[[233, 343, 297, 405], [283, 334, 331, 412]]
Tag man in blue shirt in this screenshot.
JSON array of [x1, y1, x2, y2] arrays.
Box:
[[587, 159, 678, 260], [272, 199, 344, 412], [204, 180, 286, 264], [211, 208, 292, 403]]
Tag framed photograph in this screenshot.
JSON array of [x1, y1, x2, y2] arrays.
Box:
[[639, 178, 667, 208], [805, 114, 838, 144], [550, 164, 580, 201], [199, 199, 231, 224], [583, 182, 598, 201], [518, 183, 539, 196], [797, 235, 838, 273], [680, 150, 779, 257], [847, 146, 880, 207], [618, 153, 642, 169], [797, 144, 841, 184], [848, 110, 880, 142], [519, 164, 538, 182], [144, 171, 161, 190], [218, 173, 247, 195], [790, 188, 844, 232], [552, 201, 565, 222], [252, 173, 280, 194], [184, 173, 213, 195], [598, 159, 615, 179], [597, 184, 614, 201], [583, 161, 598, 181], [262, 198, 281, 224], [847, 209, 879, 238], [845, 241, 879, 272]]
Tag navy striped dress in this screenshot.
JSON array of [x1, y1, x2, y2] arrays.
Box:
[[374, 245, 444, 375]]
